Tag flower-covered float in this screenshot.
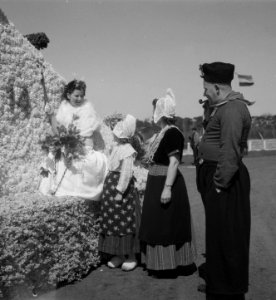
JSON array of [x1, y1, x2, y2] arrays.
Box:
[[0, 9, 147, 299]]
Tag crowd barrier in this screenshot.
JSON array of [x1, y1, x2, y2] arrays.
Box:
[[183, 139, 276, 155]]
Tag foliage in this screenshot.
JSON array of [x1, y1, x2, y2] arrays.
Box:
[[251, 115, 276, 139], [24, 32, 50, 50], [103, 113, 124, 130], [0, 193, 100, 299], [136, 114, 276, 143], [40, 122, 86, 168]]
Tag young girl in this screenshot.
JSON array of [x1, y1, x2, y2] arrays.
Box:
[[39, 79, 107, 200], [98, 114, 140, 271]]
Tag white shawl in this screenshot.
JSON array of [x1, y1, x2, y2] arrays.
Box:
[[55, 100, 100, 137]]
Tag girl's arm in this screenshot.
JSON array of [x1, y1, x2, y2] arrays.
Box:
[[160, 154, 180, 204], [114, 155, 135, 201]]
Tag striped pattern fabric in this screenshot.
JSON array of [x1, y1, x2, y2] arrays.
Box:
[[98, 234, 140, 256], [148, 164, 169, 176], [141, 241, 197, 270]]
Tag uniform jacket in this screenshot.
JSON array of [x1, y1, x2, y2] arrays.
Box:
[[198, 91, 252, 189]]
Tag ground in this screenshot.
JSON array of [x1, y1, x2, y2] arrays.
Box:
[[12, 154, 276, 300]]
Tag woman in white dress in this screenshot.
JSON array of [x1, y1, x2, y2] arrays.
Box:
[[39, 80, 107, 200]]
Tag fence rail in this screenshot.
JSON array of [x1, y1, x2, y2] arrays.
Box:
[[183, 139, 276, 155]]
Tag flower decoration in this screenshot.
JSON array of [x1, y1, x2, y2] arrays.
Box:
[[40, 123, 86, 168], [103, 113, 124, 130]]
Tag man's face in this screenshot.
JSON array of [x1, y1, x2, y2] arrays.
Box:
[[203, 81, 218, 106]]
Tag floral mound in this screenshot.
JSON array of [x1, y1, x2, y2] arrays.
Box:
[[0, 193, 100, 299], [0, 19, 65, 197], [0, 10, 116, 299], [0, 9, 148, 299]]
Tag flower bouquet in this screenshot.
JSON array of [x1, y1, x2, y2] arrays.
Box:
[[41, 121, 85, 165], [39, 120, 86, 195]]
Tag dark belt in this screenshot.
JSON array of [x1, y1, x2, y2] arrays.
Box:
[[198, 158, 243, 166], [198, 158, 218, 165]]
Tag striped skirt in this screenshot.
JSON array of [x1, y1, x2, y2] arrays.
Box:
[[98, 234, 140, 256], [141, 242, 197, 270], [141, 222, 197, 270]]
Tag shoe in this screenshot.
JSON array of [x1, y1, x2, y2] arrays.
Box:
[[197, 283, 206, 293], [107, 256, 124, 268], [121, 259, 137, 271]]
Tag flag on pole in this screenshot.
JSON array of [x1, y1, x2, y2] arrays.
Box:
[[237, 74, 254, 86]]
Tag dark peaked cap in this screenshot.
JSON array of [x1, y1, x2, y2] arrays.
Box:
[[200, 62, 235, 84]]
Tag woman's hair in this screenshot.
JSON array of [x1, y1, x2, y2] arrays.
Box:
[[163, 116, 176, 125], [62, 80, 86, 101], [130, 133, 146, 161]]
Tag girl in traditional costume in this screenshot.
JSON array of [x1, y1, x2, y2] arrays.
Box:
[[139, 89, 197, 276], [98, 114, 141, 271], [39, 80, 107, 200]]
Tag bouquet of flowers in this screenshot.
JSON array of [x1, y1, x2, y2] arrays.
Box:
[[40, 121, 85, 170], [133, 165, 148, 206]]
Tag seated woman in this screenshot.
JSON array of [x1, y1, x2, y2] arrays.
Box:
[[39, 80, 107, 200]]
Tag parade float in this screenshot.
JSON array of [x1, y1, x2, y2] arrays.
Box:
[[0, 9, 147, 298]]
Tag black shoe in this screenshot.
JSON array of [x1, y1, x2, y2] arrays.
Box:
[[178, 263, 197, 276], [148, 269, 178, 279], [197, 284, 206, 293], [198, 262, 206, 280]]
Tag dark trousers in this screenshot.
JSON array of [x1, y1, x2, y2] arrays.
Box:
[[192, 146, 198, 164], [197, 161, 251, 296]]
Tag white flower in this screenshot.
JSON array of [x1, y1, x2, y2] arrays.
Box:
[[44, 103, 54, 115]]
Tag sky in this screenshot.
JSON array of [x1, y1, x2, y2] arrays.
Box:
[[1, 0, 276, 120]]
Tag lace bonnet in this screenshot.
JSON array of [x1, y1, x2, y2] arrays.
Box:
[[153, 88, 176, 124], [113, 114, 136, 139]]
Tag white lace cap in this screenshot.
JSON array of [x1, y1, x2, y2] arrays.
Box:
[[153, 88, 176, 124], [113, 114, 136, 139]]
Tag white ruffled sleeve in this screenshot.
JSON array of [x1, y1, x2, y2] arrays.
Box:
[[55, 100, 100, 137], [55, 100, 74, 128], [73, 100, 100, 137]]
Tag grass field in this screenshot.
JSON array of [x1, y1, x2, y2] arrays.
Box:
[[17, 154, 276, 300]]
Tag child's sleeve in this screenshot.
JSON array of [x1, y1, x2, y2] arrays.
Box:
[[116, 154, 135, 194]]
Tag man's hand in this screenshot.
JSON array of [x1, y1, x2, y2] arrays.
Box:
[[215, 187, 222, 194]]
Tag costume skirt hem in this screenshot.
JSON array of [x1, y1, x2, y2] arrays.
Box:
[[98, 234, 140, 255], [141, 241, 197, 271]]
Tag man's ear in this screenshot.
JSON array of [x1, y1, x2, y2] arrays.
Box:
[[214, 84, 220, 95]]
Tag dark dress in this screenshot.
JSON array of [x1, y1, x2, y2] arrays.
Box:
[[98, 173, 140, 256], [139, 127, 196, 270]]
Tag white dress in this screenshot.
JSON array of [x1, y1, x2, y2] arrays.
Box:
[[39, 100, 108, 200]]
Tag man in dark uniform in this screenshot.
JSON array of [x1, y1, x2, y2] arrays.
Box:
[[197, 62, 253, 300]]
